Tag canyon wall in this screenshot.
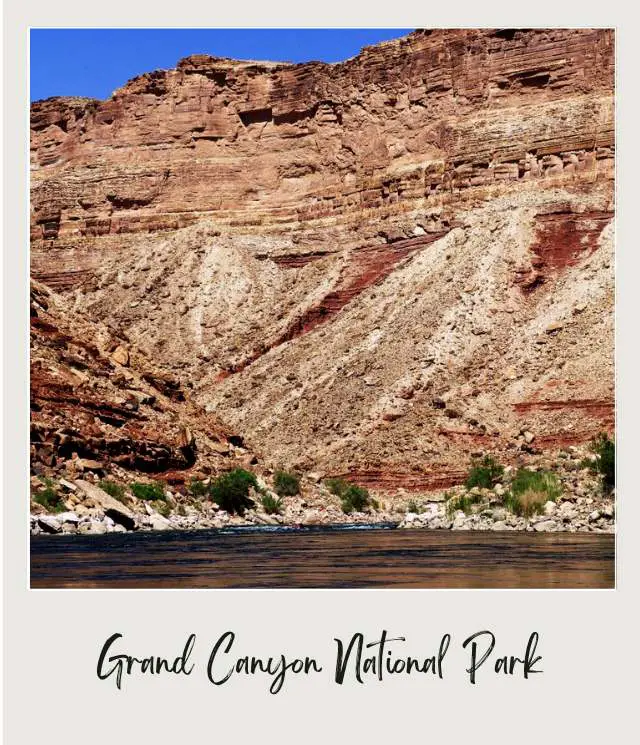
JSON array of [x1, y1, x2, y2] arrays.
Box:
[[31, 29, 613, 286], [30, 280, 252, 482], [30, 29, 615, 490]]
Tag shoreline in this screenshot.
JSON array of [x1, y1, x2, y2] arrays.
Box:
[[30, 520, 616, 540], [30, 495, 615, 537], [29, 443, 615, 538]]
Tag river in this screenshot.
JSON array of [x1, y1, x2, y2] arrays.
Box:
[[30, 525, 614, 589]]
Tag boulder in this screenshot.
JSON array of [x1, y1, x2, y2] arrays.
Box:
[[37, 516, 62, 534], [57, 511, 80, 524], [75, 459, 105, 474], [149, 515, 172, 531], [381, 407, 404, 422], [558, 503, 578, 520], [545, 322, 564, 334], [111, 346, 130, 366], [178, 426, 194, 449], [601, 504, 615, 519], [533, 520, 557, 532], [73, 479, 137, 530], [77, 520, 108, 535]]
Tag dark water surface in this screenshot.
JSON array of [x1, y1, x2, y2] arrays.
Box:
[[30, 525, 615, 589]]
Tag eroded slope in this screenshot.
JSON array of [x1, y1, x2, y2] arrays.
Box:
[[30, 28, 615, 500]]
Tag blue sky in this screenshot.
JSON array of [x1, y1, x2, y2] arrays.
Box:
[[30, 29, 413, 102]]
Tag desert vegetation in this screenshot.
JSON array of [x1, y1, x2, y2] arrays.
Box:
[[273, 470, 301, 497], [260, 492, 283, 515], [446, 492, 482, 517], [585, 433, 615, 493], [502, 469, 562, 517], [188, 478, 208, 497], [98, 480, 126, 501], [209, 468, 258, 515], [33, 477, 65, 513], [406, 499, 424, 514], [326, 478, 373, 514], [465, 455, 504, 490], [130, 481, 166, 501], [445, 456, 563, 519]]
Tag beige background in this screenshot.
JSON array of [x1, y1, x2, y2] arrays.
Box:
[[4, 2, 638, 742]]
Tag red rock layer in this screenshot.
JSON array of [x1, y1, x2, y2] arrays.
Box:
[[31, 29, 614, 289], [214, 230, 450, 378], [288, 232, 450, 335], [512, 398, 614, 448], [516, 208, 613, 291], [331, 468, 469, 493]]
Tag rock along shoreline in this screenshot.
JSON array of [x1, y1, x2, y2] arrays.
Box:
[[30, 486, 614, 537]]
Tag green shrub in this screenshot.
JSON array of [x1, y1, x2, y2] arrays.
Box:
[[510, 468, 562, 499], [340, 498, 355, 515], [33, 478, 65, 513], [406, 500, 424, 514], [326, 478, 349, 497], [503, 469, 562, 517], [131, 481, 166, 501], [261, 493, 283, 515], [342, 485, 371, 514], [98, 480, 126, 501], [209, 468, 257, 515], [588, 433, 615, 493], [188, 478, 208, 497], [446, 492, 481, 517], [326, 478, 371, 513], [465, 455, 504, 490], [273, 470, 301, 497]]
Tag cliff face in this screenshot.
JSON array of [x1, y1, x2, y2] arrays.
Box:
[[30, 29, 615, 490], [30, 280, 252, 483], [31, 29, 613, 284]]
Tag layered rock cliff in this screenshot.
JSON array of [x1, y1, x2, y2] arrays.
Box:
[[30, 28, 615, 495], [30, 280, 255, 482]]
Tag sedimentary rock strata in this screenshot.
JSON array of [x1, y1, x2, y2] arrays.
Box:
[[30, 29, 615, 501], [30, 280, 249, 478], [31, 29, 613, 281]]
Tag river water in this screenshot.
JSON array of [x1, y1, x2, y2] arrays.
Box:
[[30, 525, 614, 589]]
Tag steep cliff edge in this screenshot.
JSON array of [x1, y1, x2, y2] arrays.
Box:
[[30, 28, 615, 498]]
